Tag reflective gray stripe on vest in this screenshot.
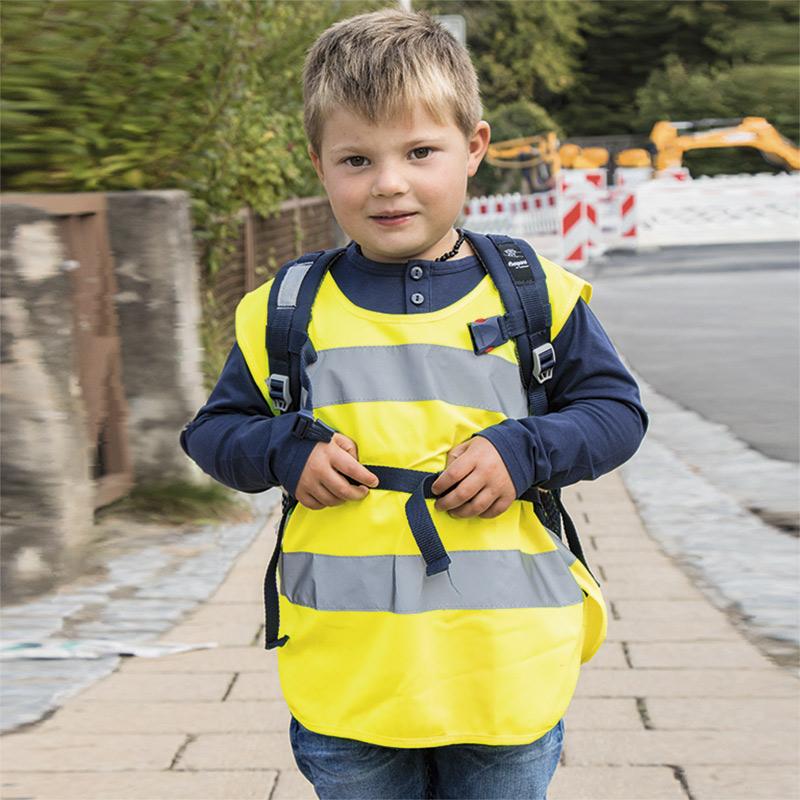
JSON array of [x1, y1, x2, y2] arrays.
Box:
[[277, 262, 313, 308], [279, 548, 583, 613], [306, 344, 528, 417]]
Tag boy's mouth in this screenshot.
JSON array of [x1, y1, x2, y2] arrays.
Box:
[[370, 211, 417, 226]]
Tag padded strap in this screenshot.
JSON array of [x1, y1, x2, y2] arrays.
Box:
[[463, 231, 553, 417], [266, 249, 345, 413]]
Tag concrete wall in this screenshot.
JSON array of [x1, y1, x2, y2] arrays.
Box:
[[105, 190, 206, 483], [1, 205, 95, 601]]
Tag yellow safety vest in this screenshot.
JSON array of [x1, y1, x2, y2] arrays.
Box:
[[235, 255, 607, 748]]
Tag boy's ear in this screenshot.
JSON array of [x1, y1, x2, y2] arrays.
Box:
[[308, 145, 325, 185], [466, 121, 491, 178]]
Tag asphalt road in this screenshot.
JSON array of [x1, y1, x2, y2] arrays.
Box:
[[585, 241, 800, 463]]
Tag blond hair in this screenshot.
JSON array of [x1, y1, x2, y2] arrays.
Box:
[[303, 9, 482, 154]]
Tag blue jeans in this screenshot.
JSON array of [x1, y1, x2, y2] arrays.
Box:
[[289, 716, 564, 799]]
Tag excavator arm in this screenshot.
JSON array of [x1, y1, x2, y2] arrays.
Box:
[[648, 117, 800, 171]]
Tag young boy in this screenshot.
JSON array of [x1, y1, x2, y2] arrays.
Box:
[[181, 9, 647, 799]]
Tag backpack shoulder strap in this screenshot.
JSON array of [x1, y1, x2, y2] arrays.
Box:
[[266, 247, 345, 414], [463, 230, 554, 417]]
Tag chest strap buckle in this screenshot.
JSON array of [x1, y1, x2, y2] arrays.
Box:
[[467, 315, 508, 355], [532, 343, 556, 383], [468, 311, 528, 355], [267, 374, 291, 412]]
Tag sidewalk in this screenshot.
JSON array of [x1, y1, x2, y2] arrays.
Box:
[[2, 472, 798, 800]]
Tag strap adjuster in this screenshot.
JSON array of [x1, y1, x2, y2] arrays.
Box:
[[467, 315, 507, 355], [532, 343, 556, 383], [291, 409, 335, 443], [267, 374, 291, 411]]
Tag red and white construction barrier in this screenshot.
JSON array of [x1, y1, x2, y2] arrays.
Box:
[[559, 195, 587, 268], [463, 173, 598, 268], [463, 168, 798, 266]]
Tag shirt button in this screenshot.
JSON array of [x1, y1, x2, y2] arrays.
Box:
[[411, 292, 425, 305], [409, 265, 424, 280]]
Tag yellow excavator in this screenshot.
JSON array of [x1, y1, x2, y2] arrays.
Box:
[[647, 116, 800, 171], [486, 117, 799, 187]]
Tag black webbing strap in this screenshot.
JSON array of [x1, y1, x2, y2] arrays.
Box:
[[554, 491, 599, 583], [264, 492, 296, 649]]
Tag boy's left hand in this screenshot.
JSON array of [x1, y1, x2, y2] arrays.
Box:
[[431, 437, 516, 519]]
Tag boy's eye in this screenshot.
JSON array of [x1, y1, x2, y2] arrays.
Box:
[[410, 147, 432, 160], [344, 155, 368, 167]]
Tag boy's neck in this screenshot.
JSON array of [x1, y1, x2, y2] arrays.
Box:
[[355, 229, 475, 264]]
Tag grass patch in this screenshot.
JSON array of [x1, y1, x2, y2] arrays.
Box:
[[95, 480, 251, 526]]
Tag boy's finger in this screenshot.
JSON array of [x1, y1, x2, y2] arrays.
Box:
[[431, 454, 475, 496], [332, 449, 380, 488], [313, 481, 344, 507], [322, 471, 370, 502], [434, 471, 483, 512], [333, 433, 359, 460], [445, 441, 469, 467]]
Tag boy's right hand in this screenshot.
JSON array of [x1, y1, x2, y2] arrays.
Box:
[[295, 432, 379, 510]]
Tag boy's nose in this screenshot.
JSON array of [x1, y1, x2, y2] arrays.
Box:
[[371, 166, 409, 197]]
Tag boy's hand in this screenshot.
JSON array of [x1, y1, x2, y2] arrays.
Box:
[[295, 432, 379, 510], [431, 437, 516, 519]]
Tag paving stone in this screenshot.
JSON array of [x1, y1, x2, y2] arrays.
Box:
[[644, 697, 800, 731], [604, 619, 740, 642], [563, 729, 796, 766], [177, 732, 296, 770], [120, 645, 276, 673], [564, 698, 643, 730], [602, 576, 704, 601], [600, 563, 695, 583], [627, 641, 774, 669], [590, 536, 665, 553], [583, 641, 629, 669], [272, 769, 317, 800], [226, 670, 285, 701], [574, 669, 799, 698], [73, 671, 233, 702], [549, 766, 685, 799], [210, 573, 267, 604], [0, 770, 277, 799], [182, 601, 264, 628], [591, 550, 676, 567], [157, 621, 262, 646], [38, 699, 290, 734], [684, 765, 800, 800], [0, 733, 184, 771], [612, 599, 728, 623]]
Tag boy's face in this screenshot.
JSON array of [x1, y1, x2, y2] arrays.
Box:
[[309, 101, 490, 263]]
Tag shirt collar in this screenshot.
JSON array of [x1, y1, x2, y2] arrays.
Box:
[[347, 241, 480, 276]]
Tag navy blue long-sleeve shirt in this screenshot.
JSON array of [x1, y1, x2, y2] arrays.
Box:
[[180, 241, 647, 497]]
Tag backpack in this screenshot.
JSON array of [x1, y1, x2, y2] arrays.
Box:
[[261, 231, 597, 649]]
